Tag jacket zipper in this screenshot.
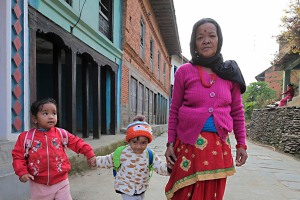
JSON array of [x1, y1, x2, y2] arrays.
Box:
[[45, 134, 50, 185]]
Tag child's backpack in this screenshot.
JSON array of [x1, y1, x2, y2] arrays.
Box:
[[24, 128, 68, 159], [112, 145, 154, 178]]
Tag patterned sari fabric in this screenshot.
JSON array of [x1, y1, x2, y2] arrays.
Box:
[[165, 132, 236, 200]]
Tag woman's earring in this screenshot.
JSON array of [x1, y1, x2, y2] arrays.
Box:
[[195, 50, 199, 57]]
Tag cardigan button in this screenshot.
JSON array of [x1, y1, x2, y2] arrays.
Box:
[[210, 92, 215, 97], [208, 107, 214, 113]]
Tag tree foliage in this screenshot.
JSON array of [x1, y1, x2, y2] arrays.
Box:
[[277, 0, 300, 54], [243, 82, 276, 120]]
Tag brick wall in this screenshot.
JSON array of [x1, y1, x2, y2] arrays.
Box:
[[121, 64, 129, 105], [120, 0, 171, 127], [264, 66, 282, 99]]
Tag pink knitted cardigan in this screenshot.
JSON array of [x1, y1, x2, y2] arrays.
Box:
[[168, 63, 246, 145]]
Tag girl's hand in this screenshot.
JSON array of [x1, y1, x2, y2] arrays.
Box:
[[235, 148, 248, 166], [88, 156, 96, 167], [19, 174, 34, 183]]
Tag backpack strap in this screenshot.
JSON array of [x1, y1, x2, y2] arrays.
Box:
[[23, 128, 36, 159], [112, 146, 154, 178], [56, 128, 68, 149], [146, 148, 154, 178], [112, 145, 127, 177], [147, 148, 153, 166]]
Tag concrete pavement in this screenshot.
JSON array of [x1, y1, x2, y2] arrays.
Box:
[[70, 133, 300, 200]]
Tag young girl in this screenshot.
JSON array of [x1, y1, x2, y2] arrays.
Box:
[[279, 83, 295, 107], [96, 115, 171, 200], [12, 98, 96, 200]]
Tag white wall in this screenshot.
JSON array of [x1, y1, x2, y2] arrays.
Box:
[[170, 54, 186, 85]]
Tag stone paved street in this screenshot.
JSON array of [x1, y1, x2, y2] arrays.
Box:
[[70, 133, 300, 200]]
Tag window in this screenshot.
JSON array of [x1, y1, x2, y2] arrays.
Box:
[[174, 65, 178, 74], [99, 0, 112, 40], [157, 94, 161, 124], [144, 88, 149, 116], [138, 83, 144, 114], [163, 62, 166, 86], [157, 51, 160, 80], [149, 90, 153, 116], [170, 85, 173, 106], [65, 0, 72, 5], [140, 19, 145, 59], [153, 93, 157, 117], [148, 90, 153, 124], [130, 77, 137, 114], [150, 39, 154, 72]]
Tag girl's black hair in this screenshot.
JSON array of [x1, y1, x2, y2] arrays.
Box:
[[30, 98, 57, 116]]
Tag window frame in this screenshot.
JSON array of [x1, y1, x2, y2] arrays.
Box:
[[99, 0, 113, 40], [130, 77, 138, 114], [150, 38, 154, 72], [138, 82, 144, 114]]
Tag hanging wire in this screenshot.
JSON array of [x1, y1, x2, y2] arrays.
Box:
[[70, 0, 87, 34]]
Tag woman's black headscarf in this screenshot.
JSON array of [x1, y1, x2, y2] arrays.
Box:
[[189, 18, 246, 94]]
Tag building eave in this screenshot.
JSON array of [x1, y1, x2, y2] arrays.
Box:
[[149, 0, 181, 55]]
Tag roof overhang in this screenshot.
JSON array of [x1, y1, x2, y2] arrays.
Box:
[[149, 0, 181, 55]]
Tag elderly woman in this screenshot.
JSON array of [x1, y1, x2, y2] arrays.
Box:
[[165, 18, 248, 200]]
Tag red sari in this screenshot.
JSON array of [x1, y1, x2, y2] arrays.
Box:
[[165, 132, 235, 200]]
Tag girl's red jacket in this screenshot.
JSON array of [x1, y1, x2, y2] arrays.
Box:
[[12, 127, 95, 185]]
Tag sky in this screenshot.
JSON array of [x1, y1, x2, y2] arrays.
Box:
[[173, 0, 290, 85]]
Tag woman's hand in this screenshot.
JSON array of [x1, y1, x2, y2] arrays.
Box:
[[19, 174, 34, 183], [235, 148, 248, 166], [165, 145, 177, 165]]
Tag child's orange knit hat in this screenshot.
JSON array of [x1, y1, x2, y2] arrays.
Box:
[[125, 121, 153, 143]]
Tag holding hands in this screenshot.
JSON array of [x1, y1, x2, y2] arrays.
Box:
[[88, 156, 96, 167], [165, 143, 176, 171]]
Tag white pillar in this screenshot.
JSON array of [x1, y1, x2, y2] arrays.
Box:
[[0, 0, 12, 140]]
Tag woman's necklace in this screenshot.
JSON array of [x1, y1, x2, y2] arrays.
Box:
[[198, 66, 217, 88]]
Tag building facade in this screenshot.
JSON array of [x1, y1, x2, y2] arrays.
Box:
[[255, 66, 283, 99], [256, 41, 300, 100], [120, 0, 181, 127], [0, 0, 122, 198], [0, 0, 183, 198], [170, 54, 188, 105]]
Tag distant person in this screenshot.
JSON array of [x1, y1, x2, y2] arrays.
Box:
[[164, 18, 248, 200], [278, 83, 295, 107], [96, 114, 171, 200], [12, 98, 96, 200]]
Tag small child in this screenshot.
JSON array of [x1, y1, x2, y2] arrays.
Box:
[[12, 98, 96, 200], [96, 114, 171, 200]]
